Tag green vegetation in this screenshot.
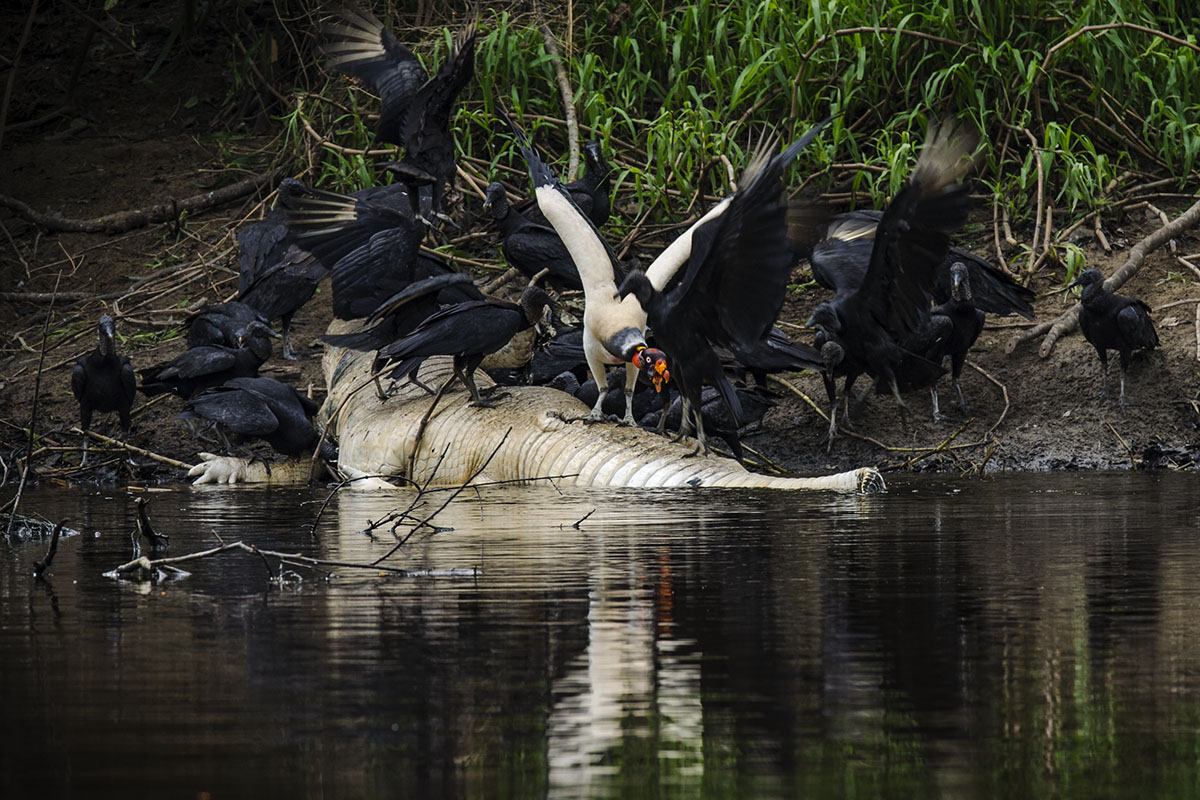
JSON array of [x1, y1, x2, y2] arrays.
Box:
[[263, 1, 1198, 283]]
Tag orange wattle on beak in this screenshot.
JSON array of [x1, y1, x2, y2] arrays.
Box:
[[651, 361, 670, 392]]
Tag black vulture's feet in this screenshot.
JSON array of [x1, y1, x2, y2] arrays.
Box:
[[933, 411, 950, 423]]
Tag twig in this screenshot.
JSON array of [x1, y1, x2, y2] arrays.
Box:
[[1102, 418, 1136, 468], [108, 540, 479, 582], [373, 429, 513, 565], [6, 271, 60, 537], [72, 427, 195, 470], [32, 521, 64, 578], [1039, 23, 1200, 83], [1020, 126, 1045, 282], [966, 360, 1011, 437], [902, 419, 971, 469], [0, 170, 284, 234], [769, 376, 829, 421], [572, 509, 595, 529], [533, 0, 579, 181], [1176, 256, 1200, 282]]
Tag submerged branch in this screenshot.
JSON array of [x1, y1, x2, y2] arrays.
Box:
[[107, 539, 479, 583]]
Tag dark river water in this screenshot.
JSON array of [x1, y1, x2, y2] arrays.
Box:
[[2, 472, 1198, 799]]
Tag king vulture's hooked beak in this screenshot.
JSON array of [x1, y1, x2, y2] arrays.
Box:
[[633, 347, 671, 392]]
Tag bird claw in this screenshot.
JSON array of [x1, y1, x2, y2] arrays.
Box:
[[933, 412, 950, 423], [470, 391, 509, 408]]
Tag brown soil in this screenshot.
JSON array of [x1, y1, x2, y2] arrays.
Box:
[[2, 4, 1198, 485]]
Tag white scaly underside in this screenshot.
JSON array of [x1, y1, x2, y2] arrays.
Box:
[[186, 329, 885, 493]]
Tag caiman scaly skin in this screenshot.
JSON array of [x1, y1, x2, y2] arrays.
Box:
[[188, 322, 884, 493]]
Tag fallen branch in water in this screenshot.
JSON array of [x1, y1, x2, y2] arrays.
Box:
[[0, 169, 283, 234], [106, 540, 480, 584]]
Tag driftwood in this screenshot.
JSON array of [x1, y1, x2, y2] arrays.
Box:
[[0, 169, 283, 234], [1007, 197, 1200, 358]]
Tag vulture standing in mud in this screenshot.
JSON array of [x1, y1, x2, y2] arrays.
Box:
[[376, 284, 554, 406], [183, 376, 336, 460], [805, 120, 978, 442], [72, 314, 136, 465], [618, 120, 832, 455], [138, 321, 276, 400], [323, 5, 477, 219], [900, 261, 986, 420], [1069, 267, 1159, 408]]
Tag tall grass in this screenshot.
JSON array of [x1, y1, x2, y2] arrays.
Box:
[[283, 0, 1199, 262]]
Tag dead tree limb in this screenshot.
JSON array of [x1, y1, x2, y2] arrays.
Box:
[[0, 169, 284, 234], [1007, 197, 1200, 358], [534, 0, 579, 181]]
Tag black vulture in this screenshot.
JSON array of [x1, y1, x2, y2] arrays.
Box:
[[236, 181, 329, 361], [183, 376, 336, 460], [377, 285, 553, 406], [1069, 267, 1159, 407], [324, 6, 477, 218], [893, 261, 986, 420], [138, 321, 275, 400], [187, 301, 277, 350], [71, 314, 136, 464], [618, 120, 832, 455], [483, 182, 582, 290], [810, 209, 1035, 319], [284, 183, 459, 321], [805, 119, 977, 430], [516, 140, 613, 227], [322, 272, 483, 353], [808, 304, 865, 449]]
